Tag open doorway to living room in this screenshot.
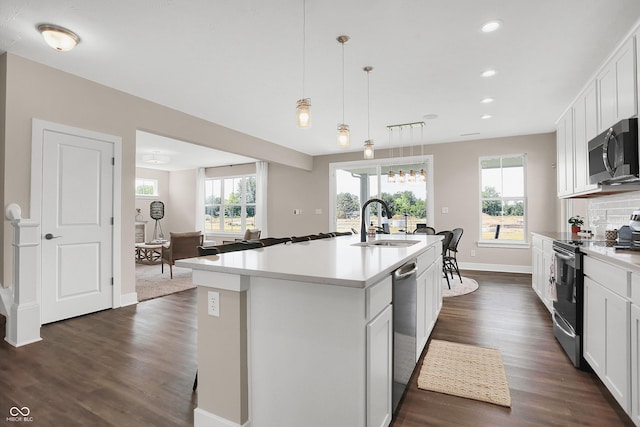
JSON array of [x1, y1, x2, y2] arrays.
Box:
[[134, 130, 256, 301]]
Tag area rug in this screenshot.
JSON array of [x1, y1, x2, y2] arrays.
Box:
[[442, 276, 479, 298], [417, 339, 511, 407], [135, 263, 195, 302]]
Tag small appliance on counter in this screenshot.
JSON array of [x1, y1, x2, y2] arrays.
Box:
[[613, 211, 640, 250]]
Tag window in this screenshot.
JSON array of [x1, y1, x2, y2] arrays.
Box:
[[204, 175, 256, 234], [480, 154, 526, 243], [330, 156, 434, 234], [135, 178, 158, 197]]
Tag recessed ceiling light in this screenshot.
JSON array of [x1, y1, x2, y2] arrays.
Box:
[[480, 97, 495, 104], [481, 114, 492, 119], [460, 132, 481, 137], [481, 69, 496, 78], [481, 20, 502, 33], [37, 24, 80, 51], [423, 114, 439, 120]]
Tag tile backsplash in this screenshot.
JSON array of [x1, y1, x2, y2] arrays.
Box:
[[587, 191, 640, 234]]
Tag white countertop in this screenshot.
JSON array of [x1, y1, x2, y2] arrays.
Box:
[[532, 231, 640, 273], [176, 233, 442, 288]]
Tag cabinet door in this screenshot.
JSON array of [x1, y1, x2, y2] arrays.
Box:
[[598, 37, 637, 131], [557, 109, 574, 197], [632, 304, 640, 425], [416, 270, 428, 357], [366, 305, 392, 427], [573, 82, 599, 193], [584, 277, 631, 412], [584, 277, 606, 374]]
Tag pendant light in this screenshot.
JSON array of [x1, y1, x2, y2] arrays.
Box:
[[363, 66, 374, 159], [408, 127, 416, 183], [419, 122, 427, 182], [296, 0, 311, 128], [388, 128, 395, 182], [337, 35, 350, 147]]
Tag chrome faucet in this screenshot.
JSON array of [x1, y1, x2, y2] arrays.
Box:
[[360, 198, 391, 242]]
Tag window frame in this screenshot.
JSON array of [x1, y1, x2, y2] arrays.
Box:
[[135, 178, 159, 198], [478, 153, 528, 248], [204, 174, 256, 236], [328, 155, 435, 233]]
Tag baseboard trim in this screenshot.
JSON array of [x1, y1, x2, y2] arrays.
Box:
[[120, 292, 138, 307], [194, 408, 251, 427], [458, 262, 531, 274]]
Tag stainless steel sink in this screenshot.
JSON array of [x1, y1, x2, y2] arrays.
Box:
[[351, 239, 420, 247]]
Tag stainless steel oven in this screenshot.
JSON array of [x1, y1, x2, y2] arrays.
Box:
[[552, 240, 587, 369]]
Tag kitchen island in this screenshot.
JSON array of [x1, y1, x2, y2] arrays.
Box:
[[177, 233, 443, 427]]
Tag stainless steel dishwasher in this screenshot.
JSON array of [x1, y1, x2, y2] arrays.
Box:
[[392, 259, 418, 413]]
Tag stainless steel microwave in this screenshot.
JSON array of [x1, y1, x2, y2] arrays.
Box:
[[588, 117, 639, 184]]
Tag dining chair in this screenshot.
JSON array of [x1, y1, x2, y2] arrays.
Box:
[[445, 228, 464, 283], [436, 231, 454, 289], [413, 226, 436, 235]]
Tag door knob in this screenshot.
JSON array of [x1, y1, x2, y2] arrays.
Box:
[[44, 233, 62, 240]]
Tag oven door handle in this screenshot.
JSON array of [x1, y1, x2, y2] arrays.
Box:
[[553, 311, 576, 338], [554, 250, 575, 263]]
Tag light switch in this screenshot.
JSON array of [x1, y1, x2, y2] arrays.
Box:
[[441, 207, 449, 214]]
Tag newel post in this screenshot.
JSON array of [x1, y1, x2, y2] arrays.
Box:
[[4, 203, 42, 346]]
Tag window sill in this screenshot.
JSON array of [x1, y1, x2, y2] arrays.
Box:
[[477, 241, 530, 249], [135, 194, 159, 199]]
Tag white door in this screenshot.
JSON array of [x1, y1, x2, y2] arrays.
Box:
[[40, 128, 114, 324]]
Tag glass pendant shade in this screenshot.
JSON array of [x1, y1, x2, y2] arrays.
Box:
[[408, 170, 416, 183], [388, 170, 396, 183], [398, 170, 405, 183], [420, 169, 426, 182], [296, 98, 311, 128], [364, 140, 374, 159], [337, 124, 350, 147]]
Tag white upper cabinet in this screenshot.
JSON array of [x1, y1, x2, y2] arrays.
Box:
[[573, 81, 599, 194], [597, 37, 637, 132], [556, 30, 639, 198], [557, 108, 574, 197]]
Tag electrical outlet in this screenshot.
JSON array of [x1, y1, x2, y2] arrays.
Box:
[[208, 291, 220, 317], [470, 250, 476, 257]]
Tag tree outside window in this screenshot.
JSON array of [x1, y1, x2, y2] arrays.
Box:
[[135, 178, 158, 197], [204, 175, 256, 234], [480, 155, 526, 242]]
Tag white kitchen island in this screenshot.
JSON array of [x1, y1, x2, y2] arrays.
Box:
[[177, 233, 443, 427]]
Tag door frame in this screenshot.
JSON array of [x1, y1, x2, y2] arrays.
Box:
[[30, 119, 123, 315]]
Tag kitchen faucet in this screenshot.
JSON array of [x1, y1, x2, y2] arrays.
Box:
[[360, 198, 391, 242]]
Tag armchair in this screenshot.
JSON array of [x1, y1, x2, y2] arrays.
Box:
[[161, 231, 203, 278]]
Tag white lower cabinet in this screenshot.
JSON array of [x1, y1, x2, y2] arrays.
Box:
[[416, 244, 443, 360], [531, 234, 553, 314], [583, 257, 631, 414], [366, 305, 393, 427], [632, 303, 640, 426]]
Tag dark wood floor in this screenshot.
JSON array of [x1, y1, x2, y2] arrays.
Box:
[[392, 271, 634, 427], [0, 271, 633, 426]]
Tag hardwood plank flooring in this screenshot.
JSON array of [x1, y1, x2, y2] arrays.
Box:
[[0, 271, 634, 426], [0, 290, 197, 427], [392, 271, 634, 427]]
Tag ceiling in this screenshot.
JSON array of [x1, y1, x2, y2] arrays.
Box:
[[2, 0, 640, 160]]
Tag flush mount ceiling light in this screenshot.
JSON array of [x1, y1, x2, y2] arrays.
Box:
[[363, 66, 374, 159], [143, 151, 170, 165], [37, 24, 80, 52], [481, 20, 502, 33], [481, 69, 496, 78], [337, 35, 350, 147], [296, 0, 311, 128]]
